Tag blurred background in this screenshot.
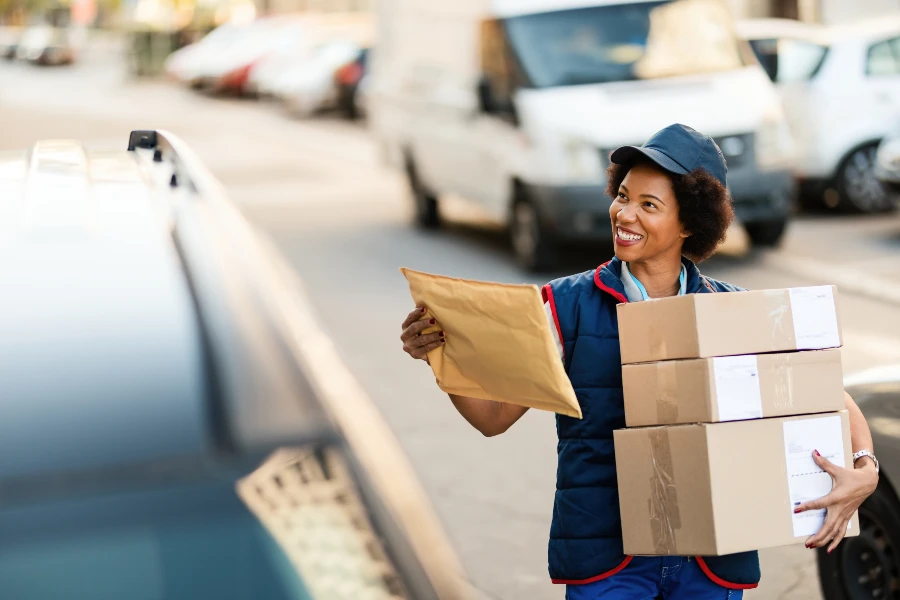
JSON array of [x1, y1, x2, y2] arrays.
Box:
[[3, 0, 900, 598]]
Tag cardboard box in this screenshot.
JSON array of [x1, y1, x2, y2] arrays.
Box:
[[615, 411, 858, 556], [617, 286, 842, 365], [622, 349, 845, 427]]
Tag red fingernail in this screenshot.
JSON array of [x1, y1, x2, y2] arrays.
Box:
[[440, 331, 445, 337], [429, 319, 436, 325], [794, 508, 802, 513], [421, 307, 426, 313], [828, 548, 833, 554], [814, 450, 821, 457]]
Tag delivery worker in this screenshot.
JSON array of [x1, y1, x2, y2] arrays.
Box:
[[399, 124, 879, 599]]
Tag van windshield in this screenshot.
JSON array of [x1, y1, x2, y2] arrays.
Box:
[[504, 0, 746, 88]]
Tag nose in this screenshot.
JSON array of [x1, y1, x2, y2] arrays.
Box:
[[616, 202, 637, 223]]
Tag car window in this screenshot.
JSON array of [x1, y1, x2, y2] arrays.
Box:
[[776, 39, 828, 83], [867, 37, 900, 76], [0, 483, 314, 600]]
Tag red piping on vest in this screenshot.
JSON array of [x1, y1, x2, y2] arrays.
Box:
[[593, 262, 628, 304], [551, 556, 634, 585], [541, 284, 565, 359], [694, 557, 759, 590]]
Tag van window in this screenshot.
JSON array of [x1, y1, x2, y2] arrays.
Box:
[[503, 0, 745, 88], [867, 38, 900, 76], [480, 19, 517, 105]]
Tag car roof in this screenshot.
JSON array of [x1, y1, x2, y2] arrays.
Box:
[[0, 134, 333, 496], [736, 16, 900, 45], [0, 141, 210, 482]]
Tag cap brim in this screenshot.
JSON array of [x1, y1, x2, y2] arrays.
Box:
[[609, 146, 689, 176]]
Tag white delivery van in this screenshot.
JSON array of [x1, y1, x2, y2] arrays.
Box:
[[370, 0, 796, 270]]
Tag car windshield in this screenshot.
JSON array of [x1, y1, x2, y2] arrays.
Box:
[[504, 0, 746, 88], [748, 38, 828, 83], [0, 482, 313, 600]]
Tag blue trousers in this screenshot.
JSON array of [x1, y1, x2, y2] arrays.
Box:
[[565, 557, 745, 600]]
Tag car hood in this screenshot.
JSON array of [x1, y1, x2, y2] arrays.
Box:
[[516, 66, 775, 146]]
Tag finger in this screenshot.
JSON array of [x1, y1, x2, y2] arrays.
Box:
[[807, 512, 841, 548], [410, 339, 445, 359], [400, 318, 438, 342], [826, 521, 848, 553], [813, 449, 839, 476], [402, 306, 428, 329], [795, 494, 832, 513], [406, 331, 445, 351]]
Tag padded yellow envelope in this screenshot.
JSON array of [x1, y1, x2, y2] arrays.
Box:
[[401, 268, 581, 418]]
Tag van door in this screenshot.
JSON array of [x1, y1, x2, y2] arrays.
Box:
[[448, 19, 524, 223]]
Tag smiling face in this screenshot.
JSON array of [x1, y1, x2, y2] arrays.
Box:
[[608, 162, 689, 264]]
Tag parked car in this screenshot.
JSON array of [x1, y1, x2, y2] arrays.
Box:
[[875, 121, 900, 193], [247, 13, 373, 100], [0, 25, 22, 60], [335, 47, 369, 119], [164, 23, 242, 85], [817, 365, 900, 600], [0, 130, 470, 600], [277, 40, 366, 117], [371, 0, 796, 271], [15, 24, 75, 65], [738, 17, 900, 214]]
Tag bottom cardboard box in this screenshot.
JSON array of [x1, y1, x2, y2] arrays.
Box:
[[614, 411, 859, 556]]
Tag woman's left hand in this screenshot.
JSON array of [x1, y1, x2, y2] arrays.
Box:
[[795, 450, 878, 552]]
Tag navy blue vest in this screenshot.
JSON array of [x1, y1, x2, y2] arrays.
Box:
[[542, 257, 760, 589]]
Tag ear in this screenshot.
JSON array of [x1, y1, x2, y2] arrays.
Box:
[[680, 228, 691, 239]]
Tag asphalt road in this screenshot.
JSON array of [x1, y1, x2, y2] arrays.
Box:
[[3, 37, 900, 600]]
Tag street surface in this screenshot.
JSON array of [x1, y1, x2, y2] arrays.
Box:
[[4, 36, 900, 600]]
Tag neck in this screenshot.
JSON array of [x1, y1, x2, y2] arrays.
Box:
[[628, 256, 682, 298]]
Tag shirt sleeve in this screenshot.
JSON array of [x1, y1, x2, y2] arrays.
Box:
[[544, 301, 564, 361]]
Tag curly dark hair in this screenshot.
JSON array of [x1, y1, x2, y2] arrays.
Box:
[[605, 158, 735, 263]]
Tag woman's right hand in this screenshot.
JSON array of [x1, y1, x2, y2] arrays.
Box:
[[401, 306, 445, 361]]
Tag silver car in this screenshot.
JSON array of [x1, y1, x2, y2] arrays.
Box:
[[0, 131, 469, 600]]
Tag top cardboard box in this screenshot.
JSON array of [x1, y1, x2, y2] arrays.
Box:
[[617, 286, 842, 365]]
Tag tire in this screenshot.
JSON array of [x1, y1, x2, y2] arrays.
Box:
[[745, 218, 788, 247], [509, 194, 558, 272], [818, 480, 900, 600], [405, 157, 440, 229], [836, 144, 896, 213]]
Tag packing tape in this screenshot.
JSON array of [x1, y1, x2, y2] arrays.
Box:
[[771, 355, 795, 411], [656, 362, 679, 424], [764, 291, 791, 351], [649, 319, 668, 362], [648, 428, 680, 555]]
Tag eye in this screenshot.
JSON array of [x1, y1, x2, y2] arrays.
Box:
[[643, 200, 657, 209], [617, 192, 627, 201]]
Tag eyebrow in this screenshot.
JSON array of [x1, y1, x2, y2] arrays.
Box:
[[619, 184, 666, 205]]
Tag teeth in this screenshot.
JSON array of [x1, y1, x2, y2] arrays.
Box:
[[617, 227, 643, 241]]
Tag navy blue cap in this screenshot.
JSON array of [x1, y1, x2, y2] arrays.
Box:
[[610, 124, 727, 187]]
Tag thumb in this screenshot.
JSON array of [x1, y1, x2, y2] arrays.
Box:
[[813, 449, 839, 475]]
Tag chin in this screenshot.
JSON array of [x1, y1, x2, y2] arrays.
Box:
[[613, 245, 643, 262]]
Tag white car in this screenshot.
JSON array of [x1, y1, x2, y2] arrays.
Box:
[[738, 17, 900, 213], [276, 40, 364, 117], [164, 23, 242, 85]]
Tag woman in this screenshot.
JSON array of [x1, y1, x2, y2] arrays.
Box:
[[400, 124, 879, 599]]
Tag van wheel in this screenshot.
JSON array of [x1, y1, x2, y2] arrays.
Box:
[[817, 481, 900, 600], [745, 219, 788, 247], [836, 144, 895, 213], [510, 198, 557, 272], [405, 157, 440, 229]]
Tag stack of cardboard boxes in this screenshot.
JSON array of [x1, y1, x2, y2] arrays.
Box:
[[614, 286, 859, 556]]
